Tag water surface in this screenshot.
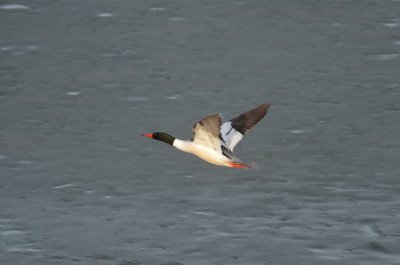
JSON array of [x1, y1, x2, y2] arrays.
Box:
[[1, 1, 400, 264]]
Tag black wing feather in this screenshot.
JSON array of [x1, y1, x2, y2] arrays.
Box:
[[230, 103, 270, 135]]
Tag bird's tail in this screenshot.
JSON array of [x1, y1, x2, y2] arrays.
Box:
[[227, 161, 258, 170]]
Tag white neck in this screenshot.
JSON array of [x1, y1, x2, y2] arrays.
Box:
[[172, 139, 192, 153]]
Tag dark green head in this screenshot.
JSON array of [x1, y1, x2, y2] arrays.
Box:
[[142, 132, 175, 145]]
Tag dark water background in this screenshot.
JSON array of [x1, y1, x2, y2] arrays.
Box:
[[1, 1, 400, 264]]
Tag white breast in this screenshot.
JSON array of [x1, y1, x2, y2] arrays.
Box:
[[173, 139, 230, 166]]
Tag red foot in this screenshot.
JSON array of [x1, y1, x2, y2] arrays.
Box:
[[227, 162, 251, 169]]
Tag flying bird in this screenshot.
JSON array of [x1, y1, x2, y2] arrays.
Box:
[[142, 103, 270, 169]]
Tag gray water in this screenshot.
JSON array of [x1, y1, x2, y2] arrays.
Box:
[[1, 1, 400, 264]]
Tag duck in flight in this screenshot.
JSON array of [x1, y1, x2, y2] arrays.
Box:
[[142, 103, 270, 169]]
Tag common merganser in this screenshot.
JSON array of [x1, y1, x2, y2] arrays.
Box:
[[142, 103, 270, 169]]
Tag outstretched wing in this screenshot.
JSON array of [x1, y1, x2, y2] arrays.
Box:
[[220, 103, 270, 152], [192, 113, 222, 152]]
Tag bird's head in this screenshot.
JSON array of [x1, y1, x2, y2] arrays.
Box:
[[142, 132, 175, 145]]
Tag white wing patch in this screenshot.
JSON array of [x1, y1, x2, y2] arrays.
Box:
[[220, 122, 243, 152]]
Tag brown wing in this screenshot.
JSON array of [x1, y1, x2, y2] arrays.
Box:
[[230, 103, 270, 135], [192, 113, 222, 152]]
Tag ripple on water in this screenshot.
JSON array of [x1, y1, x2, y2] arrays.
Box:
[[382, 18, 400, 28], [1, 230, 26, 236], [66, 91, 80, 96], [367, 241, 390, 254], [149, 7, 164, 12], [17, 160, 34, 165], [166, 94, 181, 100], [168, 17, 185, 21], [97, 13, 113, 18], [126, 96, 150, 101], [0, 45, 43, 56], [369, 54, 400, 60], [88, 254, 116, 261], [360, 224, 380, 238], [6, 245, 41, 253], [0, 4, 30, 10], [289, 129, 306, 134], [53, 183, 79, 189], [308, 248, 346, 260], [320, 186, 365, 193], [193, 211, 217, 217]]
